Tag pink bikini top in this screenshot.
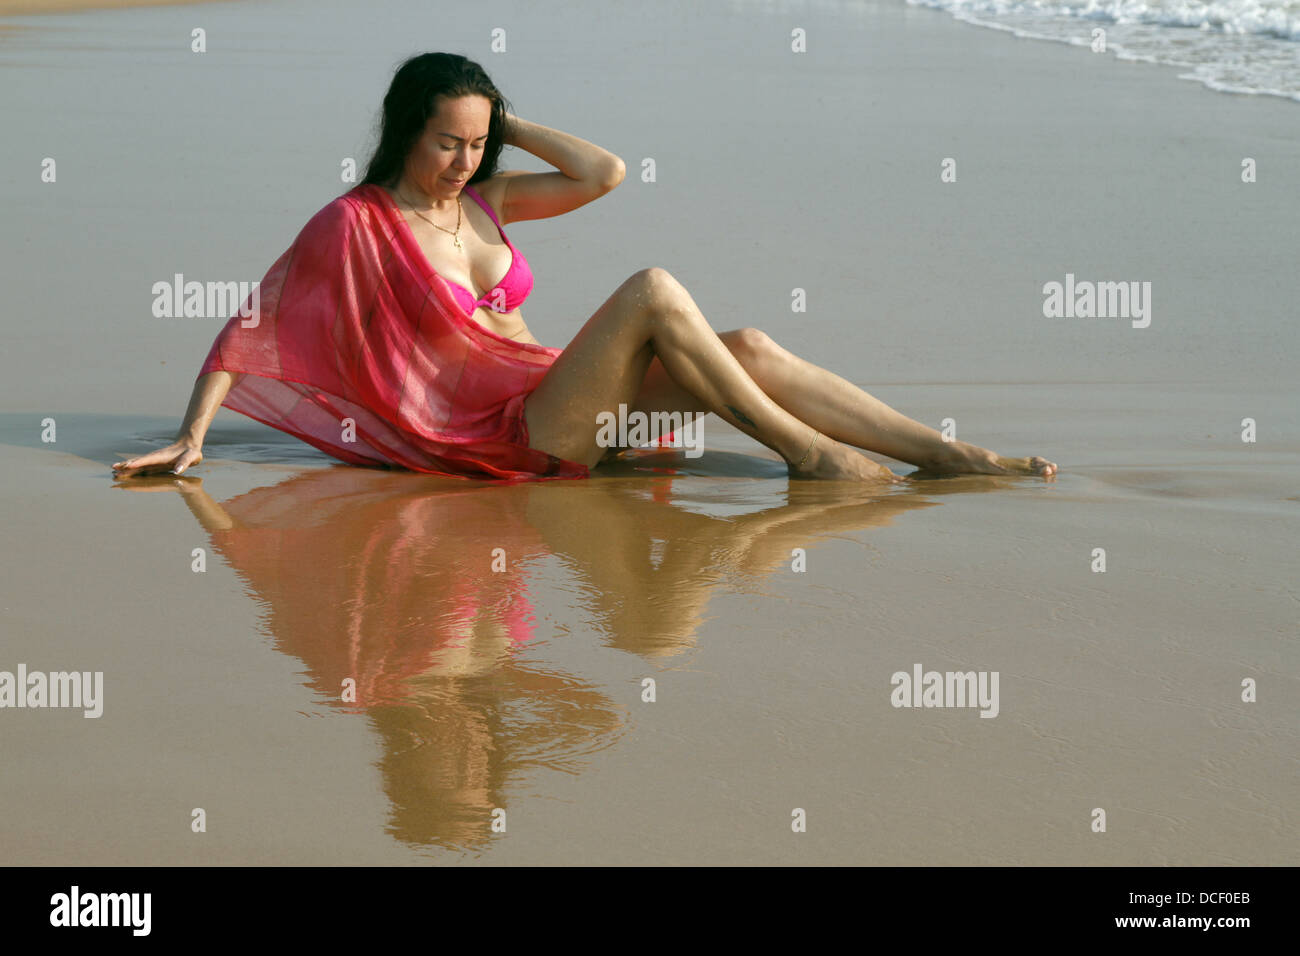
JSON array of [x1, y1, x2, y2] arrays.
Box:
[[443, 185, 534, 315]]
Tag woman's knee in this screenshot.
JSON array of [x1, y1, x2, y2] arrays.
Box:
[[729, 327, 778, 372], [623, 267, 691, 314]]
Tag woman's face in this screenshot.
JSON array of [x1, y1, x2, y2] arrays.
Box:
[[401, 94, 492, 200]]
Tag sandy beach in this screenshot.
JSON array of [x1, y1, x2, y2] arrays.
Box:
[[1, 0, 1296, 866]]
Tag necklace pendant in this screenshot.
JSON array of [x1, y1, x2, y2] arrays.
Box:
[[454, 236, 463, 251]]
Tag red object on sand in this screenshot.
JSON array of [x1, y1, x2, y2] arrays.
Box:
[[197, 183, 590, 482]]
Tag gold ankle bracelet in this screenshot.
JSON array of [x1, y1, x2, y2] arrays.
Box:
[[796, 431, 820, 469]]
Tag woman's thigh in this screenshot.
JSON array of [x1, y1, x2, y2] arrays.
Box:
[[522, 269, 666, 467], [526, 317, 752, 465]]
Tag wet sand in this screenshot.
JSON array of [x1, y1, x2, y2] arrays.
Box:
[[1, 0, 1296, 864]]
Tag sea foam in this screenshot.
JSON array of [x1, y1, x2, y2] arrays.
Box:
[[908, 0, 1300, 101]]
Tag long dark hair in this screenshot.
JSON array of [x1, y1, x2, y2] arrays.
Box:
[[360, 53, 512, 190]]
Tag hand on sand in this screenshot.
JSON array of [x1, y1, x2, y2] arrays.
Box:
[[112, 440, 203, 478]]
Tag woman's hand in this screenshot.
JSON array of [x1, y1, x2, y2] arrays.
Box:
[[113, 439, 204, 478], [114, 370, 239, 478]]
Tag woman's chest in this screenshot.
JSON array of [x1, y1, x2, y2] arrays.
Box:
[[407, 220, 525, 335], [407, 211, 510, 293]]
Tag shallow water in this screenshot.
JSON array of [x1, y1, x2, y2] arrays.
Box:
[[3, 377, 1295, 863]]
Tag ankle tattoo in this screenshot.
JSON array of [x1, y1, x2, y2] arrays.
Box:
[[724, 404, 756, 428]]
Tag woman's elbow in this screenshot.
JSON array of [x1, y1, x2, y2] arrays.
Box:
[[600, 158, 626, 191]]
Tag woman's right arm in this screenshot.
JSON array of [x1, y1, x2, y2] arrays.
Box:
[[112, 370, 244, 477]]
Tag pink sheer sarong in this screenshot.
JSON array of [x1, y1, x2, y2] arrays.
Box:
[[196, 183, 590, 481]]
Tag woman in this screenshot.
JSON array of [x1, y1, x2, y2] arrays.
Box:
[[113, 53, 1056, 483]]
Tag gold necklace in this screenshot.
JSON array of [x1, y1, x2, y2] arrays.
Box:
[[397, 187, 464, 251]]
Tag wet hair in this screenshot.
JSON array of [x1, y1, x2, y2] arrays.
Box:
[[360, 52, 512, 190]]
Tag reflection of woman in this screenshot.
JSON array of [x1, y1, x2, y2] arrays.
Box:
[[188, 469, 627, 851], [158, 460, 948, 849], [114, 52, 1056, 483], [376, 671, 626, 851]]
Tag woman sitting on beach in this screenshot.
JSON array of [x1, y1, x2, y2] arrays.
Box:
[[113, 52, 1056, 483]]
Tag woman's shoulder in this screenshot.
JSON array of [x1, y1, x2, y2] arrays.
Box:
[[296, 185, 384, 239], [328, 184, 381, 220], [468, 172, 527, 223], [278, 189, 376, 261]]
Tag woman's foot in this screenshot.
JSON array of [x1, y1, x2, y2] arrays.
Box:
[[921, 441, 1056, 478], [789, 433, 902, 483]]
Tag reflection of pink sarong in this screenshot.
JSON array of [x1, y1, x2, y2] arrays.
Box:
[[197, 183, 589, 481], [206, 479, 542, 705]]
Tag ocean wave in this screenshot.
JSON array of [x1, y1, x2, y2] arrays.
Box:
[[908, 0, 1300, 101], [909, 0, 1300, 40]]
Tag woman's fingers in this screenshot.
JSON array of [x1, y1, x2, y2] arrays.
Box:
[[112, 443, 201, 478], [112, 450, 168, 477], [113, 451, 160, 469], [172, 448, 202, 476]]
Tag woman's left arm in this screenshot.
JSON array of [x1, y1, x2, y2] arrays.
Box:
[[492, 115, 626, 222]]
